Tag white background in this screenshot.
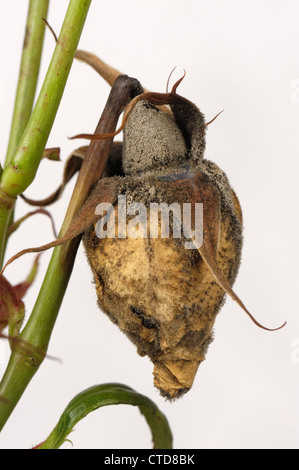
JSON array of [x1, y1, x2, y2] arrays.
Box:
[[0, 0, 298, 449]]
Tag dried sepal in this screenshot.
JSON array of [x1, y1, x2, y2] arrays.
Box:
[[7, 209, 57, 238], [42, 147, 61, 161], [21, 147, 87, 207], [173, 172, 286, 332], [1, 177, 121, 275]]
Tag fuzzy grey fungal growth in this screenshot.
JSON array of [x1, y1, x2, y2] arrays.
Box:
[[195, 159, 237, 212], [122, 100, 187, 176]]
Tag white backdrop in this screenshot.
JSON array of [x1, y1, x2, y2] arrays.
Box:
[[0, 0, 298, 449]]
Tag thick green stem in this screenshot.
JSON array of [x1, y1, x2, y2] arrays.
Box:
[[0, 75, 140, 432], [0, 239, 80, 431], [4, 0, 50, 169], [0, 0, 92, 432]]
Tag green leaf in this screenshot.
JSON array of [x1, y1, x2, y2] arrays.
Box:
[[36, 383, 173, 449]]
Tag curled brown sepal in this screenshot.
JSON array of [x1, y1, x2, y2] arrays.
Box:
[[21, 147, 86, 207], [42, 17, 122, 89], [42, 147, 61, 161], [0, 177, 121, 276], [180, 172, 287, 332], [7, 209, 57, 238], [70, 74, 187, 142], [199, 239, 287, 332]]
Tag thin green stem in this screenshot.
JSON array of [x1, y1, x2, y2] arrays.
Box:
[[0, 0, 49, 267], [0, 0, 92, 198], [4, 0, 50, 169]]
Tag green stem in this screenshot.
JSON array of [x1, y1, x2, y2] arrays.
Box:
[[1, 0, 91, 198], [4, 0, 50, 169], [0, 74, 139, 433], [0, 0, 49, 267], [0, 239, 80, 431], [0, 0, 92, 432]]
